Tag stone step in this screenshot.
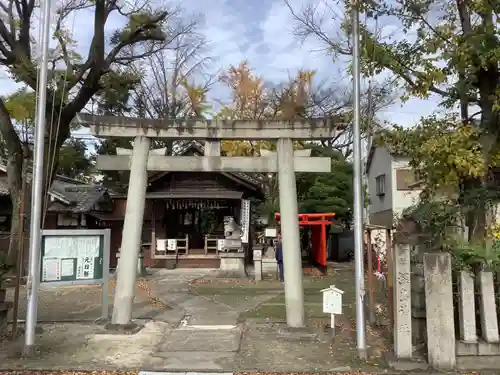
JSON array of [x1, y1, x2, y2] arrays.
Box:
[[159, 329, 241, 352]]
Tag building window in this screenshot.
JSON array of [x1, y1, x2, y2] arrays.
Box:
[[396, 169, 420, 190], [57, 213, 80, 227], [375, 174, 386, 196]]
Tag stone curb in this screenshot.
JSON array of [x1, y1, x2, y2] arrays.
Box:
[[139, 372, 233, 375]]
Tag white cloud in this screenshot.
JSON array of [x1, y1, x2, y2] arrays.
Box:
[[0, 0, 447, 127], [256, 0, 337, 81], [254, 0, 444, 126]]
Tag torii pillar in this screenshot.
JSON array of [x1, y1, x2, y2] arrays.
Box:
[[276, 138, 304, 326], [77, 114, 343, 329], [110, 140, 168, 325], [111, 136, 150, 326]]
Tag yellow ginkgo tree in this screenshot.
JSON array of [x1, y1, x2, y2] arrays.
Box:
[[216, 60, 313, 157]]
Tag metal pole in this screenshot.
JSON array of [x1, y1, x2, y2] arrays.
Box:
[[23, 0, 52, 357], [352, 0, 367, 359]]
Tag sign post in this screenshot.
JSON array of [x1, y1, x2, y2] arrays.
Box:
[[321, 285, 345, 337], [40, 229, 111, 320]]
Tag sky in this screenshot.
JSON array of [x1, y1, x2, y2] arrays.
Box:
[[0, 0, 446, 131]]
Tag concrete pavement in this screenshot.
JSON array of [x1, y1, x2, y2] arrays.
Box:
[[0, 265, 390, 372]]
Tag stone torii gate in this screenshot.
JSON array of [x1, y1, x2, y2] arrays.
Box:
[[76, 113, 344, 330]]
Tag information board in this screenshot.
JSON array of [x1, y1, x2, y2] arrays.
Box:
[[39, 229, 111, 320]]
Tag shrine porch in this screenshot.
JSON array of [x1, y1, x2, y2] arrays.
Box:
[[144, 196, 252, 270]]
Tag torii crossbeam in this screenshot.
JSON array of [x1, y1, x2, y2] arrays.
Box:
[[76, 113, 344, 140]]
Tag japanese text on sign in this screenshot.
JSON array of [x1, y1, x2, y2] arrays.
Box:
[[76, 257, 95, 279], [44, 236, 100, 259], [42, 257, 61, 281]]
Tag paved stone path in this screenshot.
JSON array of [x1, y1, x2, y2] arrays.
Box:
[[0, 265, 389, 372]]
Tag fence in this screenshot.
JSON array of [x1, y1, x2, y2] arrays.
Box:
[[391, 243, 500, 370]]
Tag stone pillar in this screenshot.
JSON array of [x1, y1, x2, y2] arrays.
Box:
[[205, 140, 221, 156], [458, 271, 477, 343], [253, 246, 263, 281], [478, 271, 499, 343], [111, 136, 150, 327], [136, 248, 148, 276], [218, 252, 246, 277], [424, 253, 456, 370], [116, 248, 147, 278], [411, 247, 427, 346], [277, 137, 305, 327], [393, 243, 412, 359]]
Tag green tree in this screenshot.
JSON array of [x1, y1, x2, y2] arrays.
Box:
[[57, 139, 93, 181], [286, 0, 499, 240], [297, 145, 354, 227], [0, 1, 182, 260], [1, 88, 94, 257]]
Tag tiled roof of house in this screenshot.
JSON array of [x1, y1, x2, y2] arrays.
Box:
[[48, 183, 108, 212], [0, 162, 109, 213]]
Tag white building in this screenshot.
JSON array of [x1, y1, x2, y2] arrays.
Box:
[[365, 146, 423, 229]]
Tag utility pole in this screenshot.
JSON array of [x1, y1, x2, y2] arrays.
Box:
[[352, 0, 367, 360], [23, 0, 52, 357]]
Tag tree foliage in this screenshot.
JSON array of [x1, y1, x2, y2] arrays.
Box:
[[57, 138, 93, 181], [1, 88, 94, 178], [297, 145, 354, 226], [376, 115, 488, 193], [358, 0, 499, 128], [214, 61, 356, 226], [286, 0, 499, 241], [0, 0, 188, 259], [287, 0, 498, 129], [216, 60, 367, 157]]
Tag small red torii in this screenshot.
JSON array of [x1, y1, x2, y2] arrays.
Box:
[[274, 212, 336, 268]]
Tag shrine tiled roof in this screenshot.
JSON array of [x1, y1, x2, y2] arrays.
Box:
[[176, 141, 262, 189]]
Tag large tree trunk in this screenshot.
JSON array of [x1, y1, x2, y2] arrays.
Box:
[[7, 158, 29, 271], [39, 115, 68, 226], [462, 175, 487, 243], [6, 115, 68, 262], [6, 154, 25, 264]]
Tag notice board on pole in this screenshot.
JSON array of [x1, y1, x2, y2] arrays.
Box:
[[39, 229, 111, 318]]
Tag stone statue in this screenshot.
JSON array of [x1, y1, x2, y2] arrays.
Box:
[[222, 216, 243, 252], [224, 216, 243, 239]]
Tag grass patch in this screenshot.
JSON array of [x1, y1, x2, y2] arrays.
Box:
[[205, 292, 278, 308], [303, 277, 340, 290], [191, 279, 284, 291], [192, 286, 282, 296], [264, 293, 323, 304], [240, 303, 325, 321]]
